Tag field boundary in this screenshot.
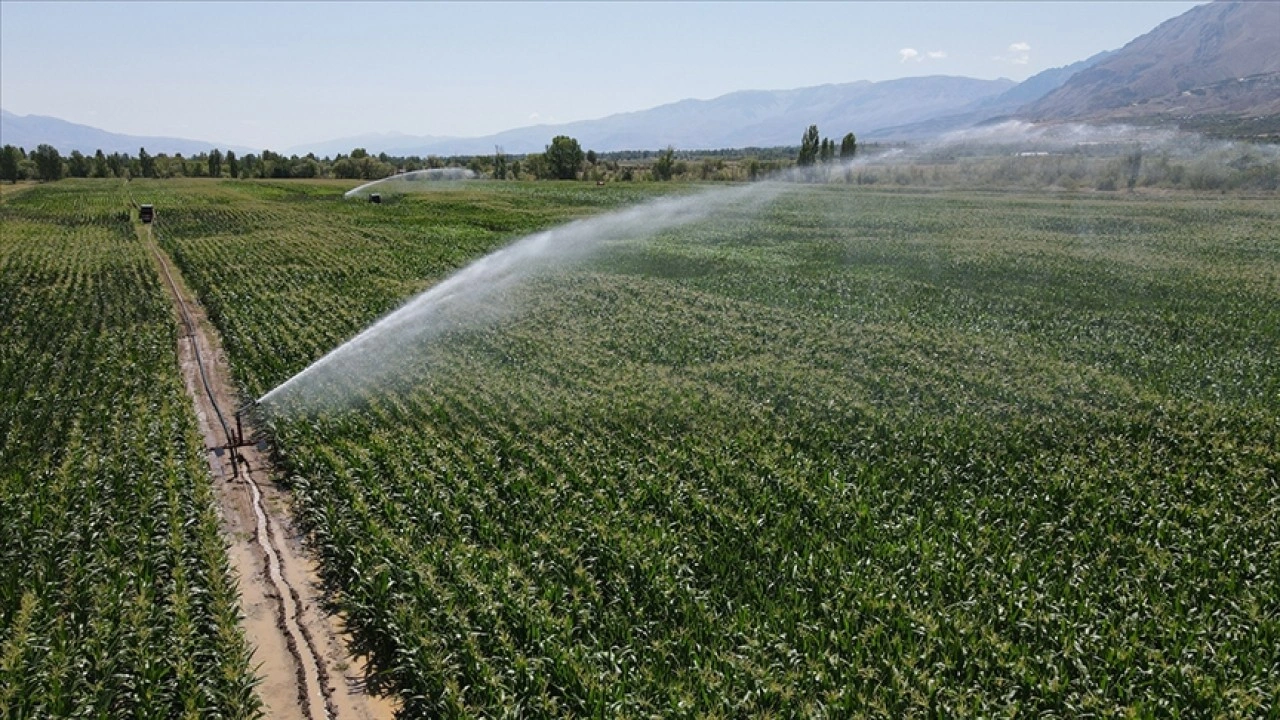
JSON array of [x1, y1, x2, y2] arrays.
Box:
[[131, 194, 394, 720]]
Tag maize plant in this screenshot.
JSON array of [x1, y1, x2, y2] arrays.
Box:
[[74, 178, 1280, 717], [0, 181, 260, 719]]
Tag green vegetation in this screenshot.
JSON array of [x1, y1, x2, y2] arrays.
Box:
[[543, 136, 586, 180], [798, 125, 855, 169], [0, 181, 260, 718], [142, 178, 1278, 717], [840, 132, 857, 160], [797, 125, 821, 167]]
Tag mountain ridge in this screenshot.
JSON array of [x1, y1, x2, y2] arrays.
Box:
[[0, 109, 254, 156], [1024, 0, 1280, 123], [7, 1, 1278, 159], [293, 75, 1016, 157]]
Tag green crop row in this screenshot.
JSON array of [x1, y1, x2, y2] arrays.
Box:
[[136, 179, 1280, 717], [0, 181, 260, 719]]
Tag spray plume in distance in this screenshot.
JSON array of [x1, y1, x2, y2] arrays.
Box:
[[259, 122, 1275, 410], [343, 168, 477, 199]]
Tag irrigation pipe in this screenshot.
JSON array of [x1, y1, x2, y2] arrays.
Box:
[[127, 185, 236, 451]]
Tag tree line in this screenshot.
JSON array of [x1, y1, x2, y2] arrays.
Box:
[[796, 125, 856, 167], [1, 126, 858, 185]]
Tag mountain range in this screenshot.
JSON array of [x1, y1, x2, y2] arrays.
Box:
[[0, 109, 253, 157], [4, 0, 1275, 157], [1025, 0, 1280, 123], [319, 75, 1017, 157]]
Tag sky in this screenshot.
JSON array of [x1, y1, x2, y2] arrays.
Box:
[[1, 1, 1206, 151]]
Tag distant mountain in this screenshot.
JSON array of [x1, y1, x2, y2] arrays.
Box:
[[288, 76, 1015, 157], [868, 50, 1117, 140], [1024, 0, 1280, 123], [0, 110, 252, 156], [285, 131, 456, 159]]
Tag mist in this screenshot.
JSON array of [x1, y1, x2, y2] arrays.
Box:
[[343, 168, 477, 199], [261, 180, 787, 408], [259, 122, 1277, 410]]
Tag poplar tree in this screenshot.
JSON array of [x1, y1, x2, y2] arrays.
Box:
[[797, 125, 820, 167], [819, 138, 835, 163], [840, 132, 857, 159], [92, 149, 110, 178], [0, 145, 20, 183]]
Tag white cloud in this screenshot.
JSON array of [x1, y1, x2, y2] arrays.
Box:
[[1008, 41, 1031, 64], [994, 41, 1031, 65], [900, 48, 946, 63]]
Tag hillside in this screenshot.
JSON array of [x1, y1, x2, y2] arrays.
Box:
[[0, 109, 252, 155], [868, 50, 1116, 141], [292, 76, 1015, 156], [1024, 0, 1280, 124]]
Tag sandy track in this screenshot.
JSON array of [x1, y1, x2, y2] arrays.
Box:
[[138, 219, 397, 720]]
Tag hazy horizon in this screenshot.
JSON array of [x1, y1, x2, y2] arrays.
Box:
[[1, 2, 1205, 150]]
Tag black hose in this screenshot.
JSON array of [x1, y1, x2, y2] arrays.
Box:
[[127, 185, 236, 449]]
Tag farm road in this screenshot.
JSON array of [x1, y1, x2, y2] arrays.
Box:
[[134, 211, 395, 720]]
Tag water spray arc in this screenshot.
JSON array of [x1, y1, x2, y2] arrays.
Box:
[[259, 179, 794, 408], [264, 127, 1184, 408], [343, 168, 477, 200]]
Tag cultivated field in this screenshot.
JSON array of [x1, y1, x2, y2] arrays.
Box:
[[0, 181, 259, 718], [145, 178, 1278, 717], [5, 177, 1278, 718]]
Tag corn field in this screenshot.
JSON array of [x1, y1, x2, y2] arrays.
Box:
[[7, 177, 1279, 717], [0, 181, 260, 718]]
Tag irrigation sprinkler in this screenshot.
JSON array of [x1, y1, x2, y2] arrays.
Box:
[[225, 401, 260, 478]]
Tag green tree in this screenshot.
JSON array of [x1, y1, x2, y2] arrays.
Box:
[[107, 152, 127, 178], [840, 132, 857, 160], [208, 148, 223, 178], [493, 146, 508, 179], [586, 149, 597, 165], [523, 153, 547, 179], [292, 157, 320, 178], [1, 145, 22, 183], [544, 135, 584, 180], [819, 138, 835, 163], [1126, 144, 1143, 191], [92, 149, 110, 178], [33, 144, 64, 182], [67, 150, 91, 177], [138, 147, 156, 178], [225, 151, 239, 178], [331, 157, 359, 179], [652, 146, 676, 181], [797, 125, 820, 167]]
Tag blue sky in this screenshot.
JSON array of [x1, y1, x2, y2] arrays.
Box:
[[1, 1, 1204, 150]]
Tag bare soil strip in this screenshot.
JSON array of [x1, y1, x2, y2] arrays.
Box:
[[138, 221, 397, 720]]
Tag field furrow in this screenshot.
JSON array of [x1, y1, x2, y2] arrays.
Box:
[[76, 178, 1280, 717]]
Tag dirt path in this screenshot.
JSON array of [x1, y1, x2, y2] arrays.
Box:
[[137, 220, 397, 720]]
